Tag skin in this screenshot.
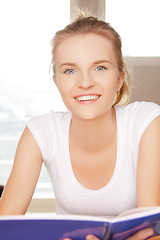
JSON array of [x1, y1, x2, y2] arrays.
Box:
[[63, 227, 154, 239], [54, 34, 123, 189], [0, 33, 159, 239]]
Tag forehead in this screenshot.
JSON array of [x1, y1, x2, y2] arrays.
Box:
[[54, 33, 117, 65]]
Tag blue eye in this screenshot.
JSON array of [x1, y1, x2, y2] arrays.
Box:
[[64, 69, 75, 74], [95, 66, 106, 71]]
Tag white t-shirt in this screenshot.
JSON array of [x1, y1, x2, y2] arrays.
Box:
[[27, 101, 160, 217]]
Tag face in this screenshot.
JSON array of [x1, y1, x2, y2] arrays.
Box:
[[53, 33, 124, 120]]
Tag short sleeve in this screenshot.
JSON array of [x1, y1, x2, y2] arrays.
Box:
[[131, 101, 160, 150], [26, 113, 55, 162]]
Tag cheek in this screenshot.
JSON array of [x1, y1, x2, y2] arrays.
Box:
[[56, 77, 72, 98], [99, 74, 118, 92]]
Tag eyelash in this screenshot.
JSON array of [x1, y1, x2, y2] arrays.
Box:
[[64, 69, 76, 74], [64, 65, 107, 74], [95, 66, 107, 71]]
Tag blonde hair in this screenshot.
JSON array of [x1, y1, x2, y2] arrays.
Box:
[[51, 13, 130, 105]]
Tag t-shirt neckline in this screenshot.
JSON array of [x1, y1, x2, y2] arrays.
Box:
[[65, 106, 121, 193]]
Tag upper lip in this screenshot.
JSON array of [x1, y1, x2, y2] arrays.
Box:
[[74, 93, 101, 99]]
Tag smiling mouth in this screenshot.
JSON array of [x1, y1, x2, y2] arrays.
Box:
[[74, 95, 101, 102]]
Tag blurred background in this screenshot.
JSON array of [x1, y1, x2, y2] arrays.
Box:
[[0, 0, 160, 209]]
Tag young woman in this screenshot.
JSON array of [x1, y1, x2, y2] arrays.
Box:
[[0, 14, 160, 240]]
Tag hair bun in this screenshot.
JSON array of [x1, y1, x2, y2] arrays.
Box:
[[71, 8, 95, 22]]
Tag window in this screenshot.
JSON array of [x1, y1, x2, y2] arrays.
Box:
[[106, 0, 160, 56], [0, 0, 69, 198]]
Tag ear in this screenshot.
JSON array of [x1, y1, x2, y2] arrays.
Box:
[[53, 75, 57, 85], [116, 71, 125, 91]]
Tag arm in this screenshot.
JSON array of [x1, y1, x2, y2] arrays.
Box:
[[136, 115, 160, 207], [0, 127, 43, 215]]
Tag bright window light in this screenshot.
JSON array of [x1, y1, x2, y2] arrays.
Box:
[[0, 0, 70, 198]]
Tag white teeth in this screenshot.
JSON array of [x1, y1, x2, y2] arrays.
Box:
[[75, 95, 100, 101]]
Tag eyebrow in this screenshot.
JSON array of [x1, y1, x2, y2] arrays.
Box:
[[93, 59, 112, 65], [59, 62, 76, 68], [59, 59, 112, 69]]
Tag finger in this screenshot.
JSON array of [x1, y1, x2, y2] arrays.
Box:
[[85, 234, 100, 240], [150, 237, 160, 240], [63, 238, 72, 240], [127, 228, 154, 240]]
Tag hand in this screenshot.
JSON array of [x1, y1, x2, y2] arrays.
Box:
[[63, 236, 99, 240], [63, 227, 154, 240], [126, 227, 155, 240], [85, 228, 155, 240]]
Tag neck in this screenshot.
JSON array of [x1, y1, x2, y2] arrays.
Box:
[[69, 107, 117, 152]]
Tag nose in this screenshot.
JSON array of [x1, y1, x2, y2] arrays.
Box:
[[77, 72, 95, 89]]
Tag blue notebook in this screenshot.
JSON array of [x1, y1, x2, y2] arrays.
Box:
[[0, 207, 160, 240]]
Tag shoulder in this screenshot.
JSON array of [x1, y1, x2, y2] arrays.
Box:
[[115, 101, 160, 114], [26, 110, 72, 145], [131, 101, 160, 115], [26, 111, 71, 161], [27, 111, 71, 129], [115, 101, 160, 124], [115, 101, 160, 149], [129, 101, 160, 129]]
